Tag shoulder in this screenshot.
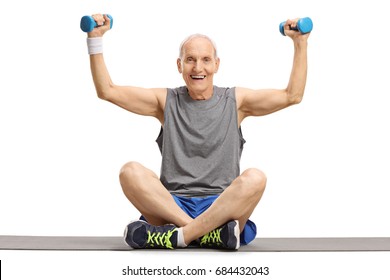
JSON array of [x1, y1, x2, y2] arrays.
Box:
[[168, 86, 187, 95], [214, 86, 236, 99], [235, 86, 251, 103], [154, 88, 168, 104], [165, 86, 186, 103]]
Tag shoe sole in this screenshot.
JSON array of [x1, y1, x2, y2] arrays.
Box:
[[232, 220, 240, 250]]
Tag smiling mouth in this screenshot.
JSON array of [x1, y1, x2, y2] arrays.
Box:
[[191, 75, 206, 80]]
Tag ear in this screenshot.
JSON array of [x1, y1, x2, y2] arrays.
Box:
[[177, 58, 183, 73], [214, 57, 220, 73]]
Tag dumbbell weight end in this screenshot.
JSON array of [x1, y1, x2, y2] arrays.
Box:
[[80, 14, 113, 33], [279, 17, 313, 36]]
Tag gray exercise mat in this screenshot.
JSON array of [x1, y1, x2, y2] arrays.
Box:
[[1, 236, 389, 251]]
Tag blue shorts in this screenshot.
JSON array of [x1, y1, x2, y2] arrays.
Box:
[[172, 195, 257, 245]]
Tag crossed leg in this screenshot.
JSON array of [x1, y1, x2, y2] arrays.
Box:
[[119, 161, 266, 245]]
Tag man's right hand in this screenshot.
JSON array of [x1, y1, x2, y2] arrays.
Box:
[[88, 14, 111, 38]]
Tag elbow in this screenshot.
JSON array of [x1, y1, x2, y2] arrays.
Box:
[[97, 90, 109, 101], [291, 95, 303, 105], [96, 85, 115, 101], [287, 90, 304, 105]]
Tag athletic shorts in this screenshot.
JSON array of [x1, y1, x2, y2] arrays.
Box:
[[172, 195, 257, 245]]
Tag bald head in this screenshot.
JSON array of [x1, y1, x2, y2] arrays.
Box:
[[179, 34, 218, 59]]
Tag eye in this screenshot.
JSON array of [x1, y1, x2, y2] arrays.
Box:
[[203, 57, 211, 63], [186, 57, 194, 62]]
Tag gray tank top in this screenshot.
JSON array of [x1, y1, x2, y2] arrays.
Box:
[[156, 86, 245, 197]]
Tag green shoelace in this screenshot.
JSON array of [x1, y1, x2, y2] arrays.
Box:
[[200, 228, 223, 247], [146, 228, 177, 249]]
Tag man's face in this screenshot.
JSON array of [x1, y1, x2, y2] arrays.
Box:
[[177, 37, 220, 98]]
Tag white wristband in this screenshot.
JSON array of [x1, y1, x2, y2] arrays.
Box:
[[87, 37, 103, 55]]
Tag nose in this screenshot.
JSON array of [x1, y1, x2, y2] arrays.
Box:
[[193, 61, 203, 72]]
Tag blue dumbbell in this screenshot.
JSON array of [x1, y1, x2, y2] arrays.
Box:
[[279, 17, 313, 36], [80, 14, 113, 32]]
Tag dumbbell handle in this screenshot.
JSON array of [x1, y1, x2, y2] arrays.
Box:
[[279, 17, 313, 36], [80, 14, 113, 33]]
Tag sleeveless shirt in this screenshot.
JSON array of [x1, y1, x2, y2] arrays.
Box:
[[156, 86, 246, 197]]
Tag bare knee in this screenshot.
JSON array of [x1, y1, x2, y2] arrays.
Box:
[[120, 161, 144, 179], [119, 161, 149, 193], [239, 168, 267, 197]]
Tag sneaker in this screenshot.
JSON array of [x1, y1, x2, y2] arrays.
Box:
[[199, 220, 240, 250], [124, 220, 178, 249]]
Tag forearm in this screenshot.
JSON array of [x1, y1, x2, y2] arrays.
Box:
[[286, 39, 308, 104], [90, 53, 114, 100], [84, 14, 115, 100]]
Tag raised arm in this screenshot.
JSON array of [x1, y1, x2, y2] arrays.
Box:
[[87, 14, 166, 124], [236, 18, 309, 124]]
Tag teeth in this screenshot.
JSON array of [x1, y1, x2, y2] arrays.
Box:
[[191, 75, 205, 79]]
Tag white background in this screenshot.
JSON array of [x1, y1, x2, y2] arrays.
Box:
[[1, 0, 389, 279]]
